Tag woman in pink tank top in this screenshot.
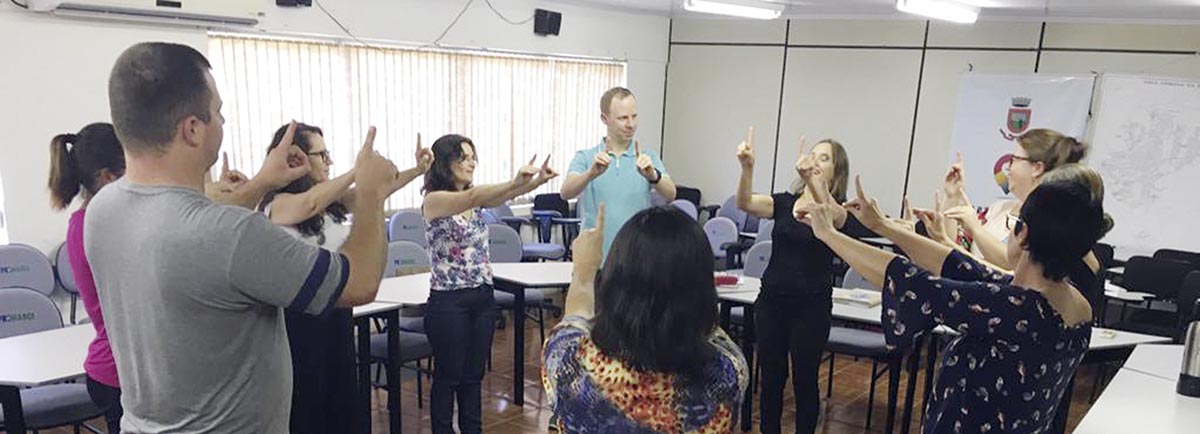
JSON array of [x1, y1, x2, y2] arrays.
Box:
[[48, 123, 126, 433]]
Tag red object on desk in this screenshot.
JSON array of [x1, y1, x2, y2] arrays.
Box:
[[714, 275, 739, 286]]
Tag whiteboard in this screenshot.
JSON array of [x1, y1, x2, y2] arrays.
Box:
[[1090, 74, 1200, 255]]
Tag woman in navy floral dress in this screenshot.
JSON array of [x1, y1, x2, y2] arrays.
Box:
[[799, 177, 1103, 434], [421, 134, 558, 434]]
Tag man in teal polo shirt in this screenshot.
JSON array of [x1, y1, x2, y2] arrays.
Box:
[[561, 87, 676, 254]]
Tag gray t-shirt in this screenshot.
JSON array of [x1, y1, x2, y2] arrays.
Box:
[[84, 179, 349, 434]]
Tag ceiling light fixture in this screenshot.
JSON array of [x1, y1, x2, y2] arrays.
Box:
[[896, 0, 980, 24], [682, 0, 785, 20]]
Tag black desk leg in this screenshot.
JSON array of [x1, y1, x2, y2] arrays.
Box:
[[507, 281, 527, 406], [739, 303, 756, 433], [1, 385, 26, 434], [900, 335, 924, 434], [885, 356, 902, 434], [386, 310, 401, 434], [355, 317, 372, 434]]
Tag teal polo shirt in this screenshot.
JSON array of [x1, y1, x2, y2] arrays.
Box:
[[568, 139, 668, 255]]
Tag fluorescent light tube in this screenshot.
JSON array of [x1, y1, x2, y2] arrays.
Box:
[[896, 0, 980, 24], [683, 0, 784, 20]]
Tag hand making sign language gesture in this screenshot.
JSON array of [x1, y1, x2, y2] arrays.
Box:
[[736, 126, 755, 169], [206, 120, 311, 208], [633, 140, 659, 182], [354, 126, 401, 203]]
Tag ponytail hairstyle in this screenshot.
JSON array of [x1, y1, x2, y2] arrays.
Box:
[[48, 123, 126, 210], [1017, 129, 1089, 173]]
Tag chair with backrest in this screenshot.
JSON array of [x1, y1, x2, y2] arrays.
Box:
[[676, 186, 701, 208], [1176, 271, 1200, 341], [1154, 249, 1200, 270], [756, 219, 774, 243], [532, 193, 580, 257], [1112, 256, 1195, 337], [0, 244, 57, 297], [703, 217, 740, 269], [487, 225, 550, 343], [0, 287, 103, 432], [742, 241, 772, 280], [51, 242, 81, 324], [383, 241, 432, 334], [671, 199, 698, 220], [823, 271, 898, 430], [488, 203, 533, 234], [370, 329, 434, 408], [715, 195, 748, 232], [388, 210, 427, 248]]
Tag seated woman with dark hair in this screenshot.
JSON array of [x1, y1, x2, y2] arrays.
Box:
[[799, 176, 1102, 434], [542, 205, 749, 434]]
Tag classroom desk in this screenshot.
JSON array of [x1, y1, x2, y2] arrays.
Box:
[[374, 273, 433, 306], [718, 277, 1175, 434], [1073, 346, 1199, 434], [0, 325, 93, 433], [351, 302, 403, 434], [490, 261, 574, 406]]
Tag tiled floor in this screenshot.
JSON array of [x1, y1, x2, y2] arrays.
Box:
[[41, 310, 1108, 434]]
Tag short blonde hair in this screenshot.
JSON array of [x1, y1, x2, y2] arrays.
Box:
[[600, 87, 634, 114]]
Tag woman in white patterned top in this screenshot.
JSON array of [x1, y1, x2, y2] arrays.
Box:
[[420, 134, 558, 434]]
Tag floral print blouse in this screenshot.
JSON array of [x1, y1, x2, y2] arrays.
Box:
[[427, 208, 493, 291], [542, 316, 749, 434], [883, 251, 1091, 434]]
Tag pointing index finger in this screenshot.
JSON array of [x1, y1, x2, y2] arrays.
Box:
[[855, 175, 867, 201], [222, 152, 230, 174], [363, 126, 377, 151]]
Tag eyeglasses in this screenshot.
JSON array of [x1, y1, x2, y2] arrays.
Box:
[[307, 150, 332, 164], [1006, 214, 1025, 232], [1010, 154, 1035, 164]]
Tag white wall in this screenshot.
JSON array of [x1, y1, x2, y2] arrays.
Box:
[[0, 0, 669, 256], [662, 18, 1200, 216]]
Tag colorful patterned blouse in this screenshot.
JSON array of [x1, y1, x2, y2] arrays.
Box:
[[883, 251, 1091, 434], [542, 315, 749, 434], [427, 208, 493, 291]]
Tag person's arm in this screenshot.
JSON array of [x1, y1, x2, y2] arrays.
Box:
[[734, 127, 774, 219], [946, 205, 1010, 268], [423, 155, 542, 219], [214, 122, 312, 209], [563, 204, 604, 319], [266, 170, 355, 225], [835, 176, 955, 277], [633, 140, 677, 201], [560, 150, 609, 200], [333, 127, 397, 306]]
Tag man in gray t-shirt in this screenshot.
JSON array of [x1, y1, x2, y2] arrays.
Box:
[[89, 42, 397, 433]]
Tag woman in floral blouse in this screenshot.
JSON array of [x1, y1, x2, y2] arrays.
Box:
[[542, 204, 749, 433], [799, 177, 1102, 434], [421, 134, 557, 434]]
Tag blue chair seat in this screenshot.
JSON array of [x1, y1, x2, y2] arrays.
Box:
[[826, 327, 889, 357], [397, 316, 424, 333], [0, 384, 102, 430], [523, 243, 566, 260], [370, 331, 433, 364]]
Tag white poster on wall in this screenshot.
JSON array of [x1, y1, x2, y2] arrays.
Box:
[[1091, 74, 1200, 256], [949, 74, 1095, 205]]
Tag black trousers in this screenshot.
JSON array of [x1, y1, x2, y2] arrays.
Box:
[[85, 375, 122, 434], [425, 285, 498, 434], [285, 307, 358, 434], [755, 293, 833, 434]]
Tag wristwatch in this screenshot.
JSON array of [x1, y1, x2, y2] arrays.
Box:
[[649, 168, 663, 184]]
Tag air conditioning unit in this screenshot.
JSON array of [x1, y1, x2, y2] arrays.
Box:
[[26, 0, 262, 27]]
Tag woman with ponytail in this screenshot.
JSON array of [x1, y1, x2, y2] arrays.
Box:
[[47, 123, 126, 433], [941, 129, 1090, 269]]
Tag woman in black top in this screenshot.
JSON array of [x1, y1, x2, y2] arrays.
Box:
[[734, 127, 874, 433]]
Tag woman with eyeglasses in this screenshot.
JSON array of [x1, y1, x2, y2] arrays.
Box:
[[800, 175, 1102, 434], [940, 129, 1088, 269], [259, 122, 432, 434]]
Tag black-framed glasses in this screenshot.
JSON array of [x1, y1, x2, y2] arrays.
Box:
[[1010, 154, 1035, 164], [307, 150, 332, 164], [1006, 214, 1024, 232]]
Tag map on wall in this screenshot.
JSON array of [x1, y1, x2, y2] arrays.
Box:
[[1090, 74, 1200, 256]]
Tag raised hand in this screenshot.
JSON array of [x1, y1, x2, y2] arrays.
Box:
[[942, 204, 981, 229], [944, 151, 966, 201], [796, 202, 838, 239], [258, 121, 312, 188], [589, 150, 611, 178], [354, 127, 399, 201], [413, 133, 434, 174], [571, 203, 606, 274], [794, 136, 821, 180], [536, 154, 559, 182], [514, 154, 539, 186], [736, 126, 755, 169], [842, 175, 889, 232], [915, 190, 954, 246], [891, 196, 917, 233], [634, 140, 657, 181]]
